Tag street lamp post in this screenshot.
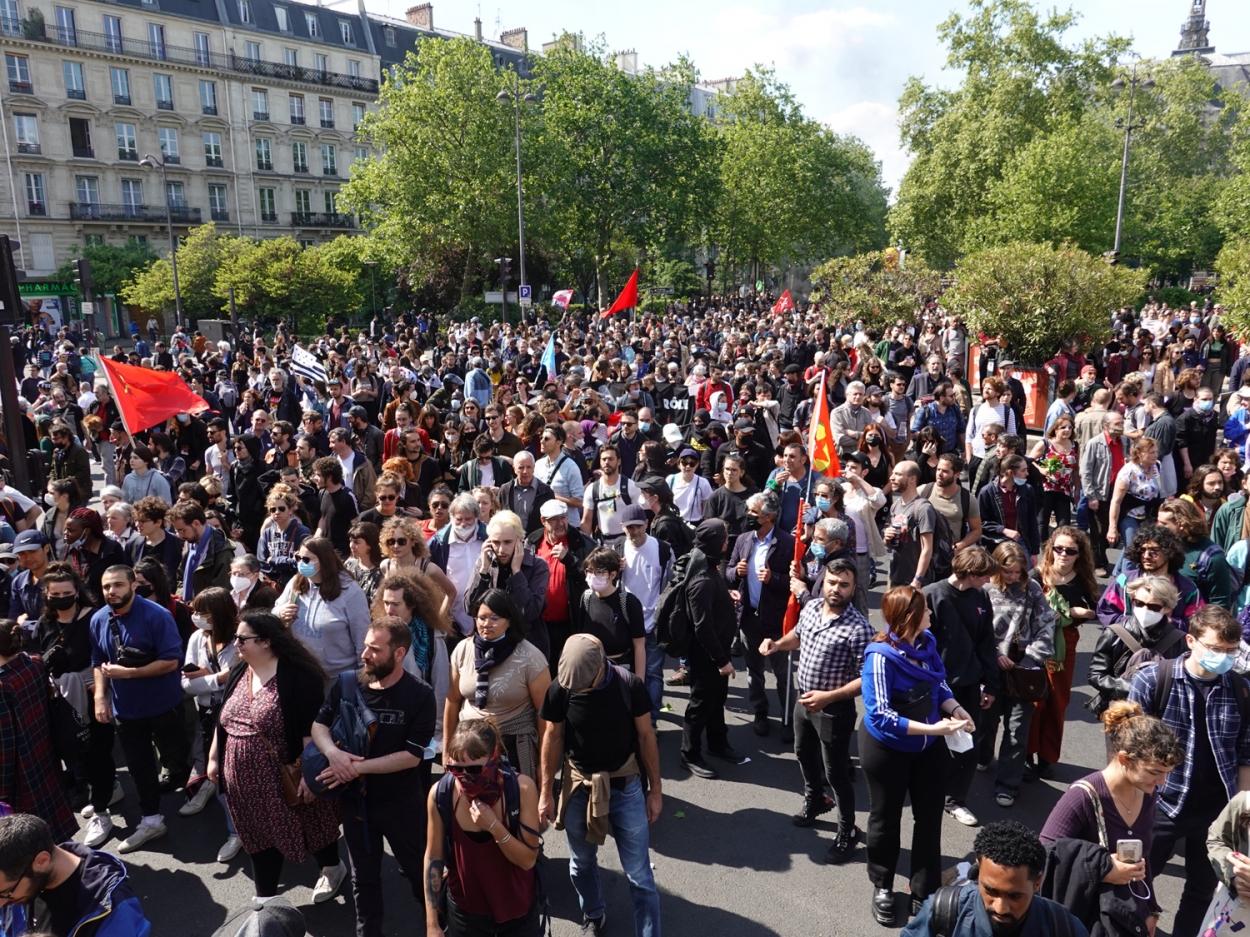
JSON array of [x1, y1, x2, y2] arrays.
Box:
[[496, 75, 537, 298], [364, 260, 378, 321], [1110, 65, 1155, 260], [138, 154, 183, 331]]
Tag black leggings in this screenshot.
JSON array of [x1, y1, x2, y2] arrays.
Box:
[[249, 841, 340, 898], [1038, 490, 1072, 534]]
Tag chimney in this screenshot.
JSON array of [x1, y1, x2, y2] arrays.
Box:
[[474, 16, 482, 41], [615, 49, 637, 74], [405, 2, 432, 30], [500, 26, 527, 52]]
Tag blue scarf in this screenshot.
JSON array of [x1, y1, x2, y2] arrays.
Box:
[[864, 630, 947, 686], [409, 614, 432, 680]]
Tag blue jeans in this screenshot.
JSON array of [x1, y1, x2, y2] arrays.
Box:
[[563, 778, 660, 936], [1075, 492, 1090, 532], [1111, 513, 1143, 576], [644, 631, 664, 725]]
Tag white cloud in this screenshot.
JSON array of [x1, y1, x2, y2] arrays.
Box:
[[825, 100, 906, 196]]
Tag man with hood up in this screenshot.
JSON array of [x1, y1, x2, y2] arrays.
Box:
[[228, 434, 266, 554]]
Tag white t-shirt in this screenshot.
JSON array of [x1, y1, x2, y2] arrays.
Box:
[[622, 535, 669, 632], [445, 531, 483, 634], [668, 473, 712, 522], [588, 475, 641, 537], [536, 452, 585, 526]]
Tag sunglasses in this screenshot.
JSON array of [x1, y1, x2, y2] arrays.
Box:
[[269, 506, 287, 514], [430, 502, 450, 511], [234, 633, 262, 644], [385, 538, 408, 547], [1052, 545, 1079, 557], [377, 494, 397, 502], [446, 763, 486, 776], [1138, 601, 1166, 613]]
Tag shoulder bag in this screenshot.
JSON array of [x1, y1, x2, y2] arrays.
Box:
[[1001, 637, 1050, 702]]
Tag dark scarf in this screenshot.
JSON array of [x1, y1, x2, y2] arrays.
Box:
[[409, 615, 432, 680], [473, 630, 519, 708]]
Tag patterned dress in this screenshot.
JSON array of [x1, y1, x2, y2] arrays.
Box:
[[219, 674, 339, 862], [1041, 441, 1078, 496]]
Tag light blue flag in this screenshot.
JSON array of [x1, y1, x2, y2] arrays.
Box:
[[539, 333, 557, 380]]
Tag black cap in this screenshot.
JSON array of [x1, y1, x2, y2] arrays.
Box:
[[732, 418, 755, 432], [846, 451, 871, 466], [347, 405, 368, 420], [784, 364, 801, 375]]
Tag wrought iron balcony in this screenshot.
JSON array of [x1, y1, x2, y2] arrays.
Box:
[[70, 202, 201, 223], [210, 208, 229, 221], [66, 88, 85, 100], [320, 118, 334, 128], [16, 142, 40, 154], [291, 211, 354, 228], [290, 114, 305, 125], [157, 99, 173, 110], [205, 156, 223, 167], [202, 104, 218, 116], [72, 146, 93, 158], [27, 200, 45, 216], [253, 110, 269, 122]]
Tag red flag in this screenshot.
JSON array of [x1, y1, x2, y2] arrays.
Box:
[[602, 269, 639, 318], [97, 356, 210, 436], [808, 373, 840, 479], [772, 289, 794, 315], [782, 499, 807, 635]]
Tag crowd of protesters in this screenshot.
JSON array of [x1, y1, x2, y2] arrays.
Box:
[[0, 294, 1248, 937]]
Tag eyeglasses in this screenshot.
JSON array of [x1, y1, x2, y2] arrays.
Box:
[[0, 864, 31, 900], [385, 538, 408, 548], [1137, 601, 1166, 613], [234, 634, 262, 645], [269, 506, 287, 514], [1195, 636, 1240, 656], [377, 494, 397, 502], [1139, 546, 1163, 557], [1052, 545, 1079, 557]]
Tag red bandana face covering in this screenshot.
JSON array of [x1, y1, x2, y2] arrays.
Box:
[[448, 755, 503, 805]]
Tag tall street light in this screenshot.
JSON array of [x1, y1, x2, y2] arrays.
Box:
[[364, 260, 378, 321], [1110, 65, 1155, 261], [138, 154, 183, 331], [496, 75, 537, 297]]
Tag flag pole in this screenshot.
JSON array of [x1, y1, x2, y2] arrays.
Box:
[[94, 354, 134, 440]]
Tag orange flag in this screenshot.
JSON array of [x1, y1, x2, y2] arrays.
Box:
[[602, 269, 639, 318], [809, 372, 840, 479], [782, 499, 807, 635]]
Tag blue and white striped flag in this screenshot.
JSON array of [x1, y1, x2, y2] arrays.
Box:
[[290, 345, 328, 384], [539, 333, 557, 381]]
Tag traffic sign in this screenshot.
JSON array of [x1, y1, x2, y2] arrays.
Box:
[[518, 285, 532, 307]]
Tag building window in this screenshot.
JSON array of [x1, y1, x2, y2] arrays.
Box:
[[321, 143, 336, 175], [158, 127, 179, 162], [324, 190, 337, 213], [195, 32, 211, 66], [76, 176, 99, 204], [116, 123, 138, 160], [294, 189, 310, 213], [5, 54, 31, 94], [165, 181, 184, 206], [30, 233, 54, 271], [349, 60, 360, 78], [204, 131, 222, 167], [305, 13, 318, 37], [258, 187, 276, 222], [246, 42, 261, 63], [255, 137, 272, 171], [339, 20, 352, 44], [292, 140, 307, 173], [103, 15, 121, 53], [354, 146, 368, 166], [54, 7, 75, 45], [1, 0, 19, 37], [252, 88, 268, 121], [209, 184, 228, 220], [13, 114, 39, 154], [110, 68, 130, 105], [147, 23, 165, 60], [63, 61, 84, 99], [298, 239, 314, 248], [315, 53, 327, 73], [352, 103, 365, 130], [284, 48, 297, 67], [154, 73, 173, 109], [84, 235, 104, 247], [69, 117, 92, 158], [200, 80, 218, 115], [289, 94, 304, 124], [384, 27, 395, 47], [121, 179, 142, 212], [274, 6, 289, 31], [23, 173, 45, 215], [237, 0, 251, 24], [319, 98, 334, 128]]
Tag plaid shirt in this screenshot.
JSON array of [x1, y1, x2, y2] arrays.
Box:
[[1129, 654, 1250, 817], [793, 597, 873, 694]]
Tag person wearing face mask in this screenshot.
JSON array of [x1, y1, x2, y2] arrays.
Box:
[[1127, 605, 1250, 937], [1089, 575, 1186, 720], [978, 455, 1042, 565], [429, 494, 489, 639], [229, 554, 279, 613], [46, 423, 92, 505], [63, 508, 124, 602], [573, 548, 646, 677], [1175, 386, 1220, 484]]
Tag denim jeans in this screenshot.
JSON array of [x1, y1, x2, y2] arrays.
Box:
[[1112, 513, 1144, 576], [974, 693, 1035, 796], [644, 631, 664, 725], [562, 777, 660, 936], [1075, 493, 1090, 532]]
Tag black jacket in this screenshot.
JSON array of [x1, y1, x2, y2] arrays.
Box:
[[1087, 617, 1186, 712], [725, 527, 795, 633], [50, 440, 93, 504], [686, 556, 736, 669], [228, 436, 266, 532], [502, 478, 555, 535], [1175, 407, 1219, 470], [714, 438, 774, 489], [354, 423, 386, 472], [978, 479, 1042, 556], [1040, 838, 1144, 937], [525, 526, 591, 624], [924, 579, 1000, 695], [216, 657, 326, 789]]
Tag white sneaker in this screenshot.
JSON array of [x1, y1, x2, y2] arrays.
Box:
[[311, 861, 347, 903], [217, 835, 243, 863], [83, 814, 114, 848], [947, 805, 979, 827], [179, 780, 217, 816], [117, 818, 167, 854], [80, 781, 124, 819]]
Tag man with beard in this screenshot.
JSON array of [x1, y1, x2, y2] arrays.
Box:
[[312, 616, 435, 937], [761, 559, 872, 864], [88, 565, 188, 854], [0, 813, 153, 937], [903, 821, 1084, 937]]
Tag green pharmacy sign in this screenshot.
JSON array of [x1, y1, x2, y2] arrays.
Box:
[[19, 281, 78, 296]]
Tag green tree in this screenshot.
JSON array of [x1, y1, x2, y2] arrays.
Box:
[[714, 67, 889, 284], [1214, 104, 1250, 243], [943, 241, 1146, 364], [56, 239, 158, 297], [1215, 238, 1250, 337], [890, 0, 1128, 269], [120, 223, 243, 321], [650, 258, 705, 300], [529, 40, 716, 306], [810, 250, 942, 331], [339, 37, 517, 302]]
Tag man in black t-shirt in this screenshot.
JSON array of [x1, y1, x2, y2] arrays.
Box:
[[312, 456, 358, 556], [312, 616, 435, 937], [538, 634, 662, 936], [576, 547, 646, 676]]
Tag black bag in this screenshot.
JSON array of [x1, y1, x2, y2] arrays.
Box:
[[109, 615, 155, 669], [1001, 639, 1050, 703], [889, 681, 936, 722], [49, 689, 90, 764], [301, 670, 378, 800], [653, 549, 706, 658]]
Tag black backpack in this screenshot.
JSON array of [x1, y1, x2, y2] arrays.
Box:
[[653, 548, 707, 657], [1108, 623, 1187, 688], [930, 882, 1074, 937], [586, 478, 633, 539]]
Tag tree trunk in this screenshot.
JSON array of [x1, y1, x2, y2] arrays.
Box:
[[460, 248, 477, 303]]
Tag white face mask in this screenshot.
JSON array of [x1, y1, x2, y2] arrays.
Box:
[[1133, 605, 1165, 628], [229, 574, 252, 593], [192, 613, 212, 631], [589, 573, 611, 593], [453, 522, 476, 541]]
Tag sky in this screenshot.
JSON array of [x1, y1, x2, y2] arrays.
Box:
[[366, 0, 1250, 195]]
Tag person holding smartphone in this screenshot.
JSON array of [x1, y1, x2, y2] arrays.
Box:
[[1039, 700, 1181, 934]]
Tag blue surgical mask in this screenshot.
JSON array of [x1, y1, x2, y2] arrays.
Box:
[[1196, 399, 1214, 412], [67, 537, 85, 550], [810, 542, 827, 559], [1013, 476, 1027, 486], [176, 413, 190, 423], [639, 422, 650, 433], [297, 560, 318, 578], [1199, 648, 1235, 675], [815, 496, 832, 512]]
